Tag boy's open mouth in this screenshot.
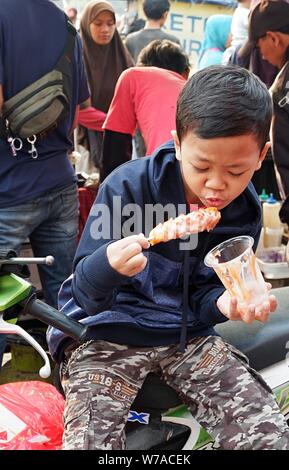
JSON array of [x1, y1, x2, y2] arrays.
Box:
[[205, 198, 225, 208]]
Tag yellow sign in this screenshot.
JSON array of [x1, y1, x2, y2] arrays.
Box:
[[136, 1, 234, 67]]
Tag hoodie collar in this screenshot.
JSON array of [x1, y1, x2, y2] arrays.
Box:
[[149, 141, 188, 209]]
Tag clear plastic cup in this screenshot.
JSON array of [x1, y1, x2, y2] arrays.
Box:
[[204, 236, 269, 313]]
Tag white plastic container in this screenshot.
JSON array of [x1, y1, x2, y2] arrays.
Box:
[[262, 194, 282, 247], [263, 194, 281, 229], [264, 227, 284, 247], [257, 245, 289, 279]]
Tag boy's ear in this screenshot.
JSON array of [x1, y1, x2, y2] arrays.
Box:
[[171, 130, 181, 161], [256, 141, 271, 170]]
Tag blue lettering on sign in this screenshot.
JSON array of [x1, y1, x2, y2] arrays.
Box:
[[170, 13, 183, 31], [168, 13, 209, 34], [187, 15, 203, 33], [181, 39, 202, 56]]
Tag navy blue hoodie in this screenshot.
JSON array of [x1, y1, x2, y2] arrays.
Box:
[[47, 141, 262, 361]]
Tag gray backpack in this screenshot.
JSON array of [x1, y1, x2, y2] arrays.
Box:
[[2, 18, 76, 140]]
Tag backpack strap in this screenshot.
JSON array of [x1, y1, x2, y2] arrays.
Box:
[[54, 17, 76, 108], [56, 17, 76, 71]]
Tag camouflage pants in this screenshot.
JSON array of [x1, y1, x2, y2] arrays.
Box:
[[61, 336, 289, 450]]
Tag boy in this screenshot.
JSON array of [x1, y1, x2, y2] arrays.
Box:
[[48, 66, 289, 450], [102, 39, 190, 179]]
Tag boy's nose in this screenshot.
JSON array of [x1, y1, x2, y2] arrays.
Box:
[[205, 176, 226, 190]]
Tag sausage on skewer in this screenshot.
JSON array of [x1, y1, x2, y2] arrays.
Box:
[[147, 207, 221, 246]]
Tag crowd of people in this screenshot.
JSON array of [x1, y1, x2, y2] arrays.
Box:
[[1, 0, 289, 451], [66, 0, 286, 196]]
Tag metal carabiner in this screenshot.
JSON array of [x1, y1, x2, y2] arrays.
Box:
[[27, 135, 38, 159], [12, 137, 23, 152]]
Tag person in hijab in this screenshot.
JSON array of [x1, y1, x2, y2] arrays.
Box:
[[198, 15, 232, 70], [77, 0, 134, 170]]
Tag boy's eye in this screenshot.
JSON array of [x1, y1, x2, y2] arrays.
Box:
[[193, 166, 209, 172], [229, 171, 245, 176]]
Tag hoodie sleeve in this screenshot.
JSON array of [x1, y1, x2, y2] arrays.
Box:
[[190, 276, 227, 326], [71, 181, 132, 315]]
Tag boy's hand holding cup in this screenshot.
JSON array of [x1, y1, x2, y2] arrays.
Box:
[[216, 284, 277, 324], [204, 235, 278, 324]]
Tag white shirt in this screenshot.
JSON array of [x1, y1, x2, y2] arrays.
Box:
[[231, 5, 250, 47]]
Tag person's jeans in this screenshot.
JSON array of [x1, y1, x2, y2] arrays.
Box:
[[0, 183, 79, 309]]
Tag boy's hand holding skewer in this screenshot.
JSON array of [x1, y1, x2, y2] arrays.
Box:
[[107, 207, 221, 276], [107, 234, 150, 277]]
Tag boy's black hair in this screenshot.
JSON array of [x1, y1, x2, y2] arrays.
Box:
[[143, 0, 170, 20], [137, 39, 190, 75], [176, 65, 272, 148], [277, 24, 289, 35]]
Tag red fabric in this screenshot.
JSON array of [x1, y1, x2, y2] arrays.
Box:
[[103, 67, 186, 155], [78, 187, 97, 240], [78, 106, 106, 131], [0, 381, 64, 450]]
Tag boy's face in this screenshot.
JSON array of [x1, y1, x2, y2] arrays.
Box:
[[173, 131, 269, 210]]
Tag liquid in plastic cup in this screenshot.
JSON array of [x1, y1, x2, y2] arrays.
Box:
[[204, 236, 269, 313]]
